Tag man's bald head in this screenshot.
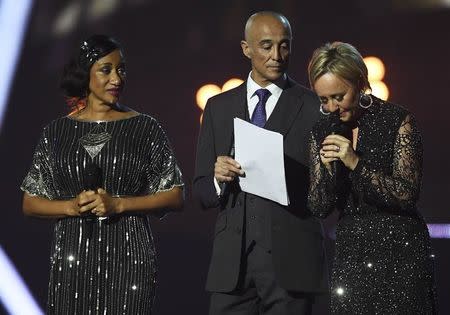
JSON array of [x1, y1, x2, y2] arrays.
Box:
[[244, 11, 292, 43], [241, 11, 292, 87]]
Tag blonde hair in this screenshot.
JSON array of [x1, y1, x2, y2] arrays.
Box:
[[308, 42, 371, 92]]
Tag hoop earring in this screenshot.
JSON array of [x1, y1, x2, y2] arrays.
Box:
[[319, 104, 330, 115], [359, 93, 373, 109]]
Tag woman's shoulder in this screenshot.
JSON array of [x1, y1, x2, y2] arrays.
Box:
[[131, 113, 173, 136], [41, 115, 72, 131], [136, 112, 157, 122], [134, 113, 166, 129], [373, 96, 411, 120]]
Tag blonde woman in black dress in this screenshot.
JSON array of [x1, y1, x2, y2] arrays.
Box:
[[307, 42, 436, 314]]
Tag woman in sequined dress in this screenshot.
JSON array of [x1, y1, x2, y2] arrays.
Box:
[[307, 42, 436, 314], [21, 35, 184, 314]]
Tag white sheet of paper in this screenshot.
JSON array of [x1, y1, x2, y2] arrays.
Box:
[[233, 118, 289, 206]]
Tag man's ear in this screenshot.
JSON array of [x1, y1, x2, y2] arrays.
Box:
[[240, 40, 251, 59]]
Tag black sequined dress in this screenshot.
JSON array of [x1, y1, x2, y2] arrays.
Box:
[[21, 113, 183, 314], [307, 97, 436, 314]]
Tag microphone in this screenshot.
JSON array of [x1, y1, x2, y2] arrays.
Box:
[[84, 162, 102, 191], [219, 141, 235, 198], [329, 110, 342, 185], [82, 163, 102, 221]]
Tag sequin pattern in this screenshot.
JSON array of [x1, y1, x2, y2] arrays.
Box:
[[21, 114, 183, 314], [307, 97, 437, 314]]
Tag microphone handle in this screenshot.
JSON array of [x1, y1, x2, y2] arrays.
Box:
[[331, 131, 338, 186]]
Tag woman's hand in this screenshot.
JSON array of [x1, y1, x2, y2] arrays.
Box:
[[65, 191, 94, 217], [71, 189, 122, 217], [320, 134, 359, 171], [92, 188, 122, 216]]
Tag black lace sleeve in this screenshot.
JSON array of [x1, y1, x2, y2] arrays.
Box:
[[350, 114, 422, 211], [307, 131, 337, 218]]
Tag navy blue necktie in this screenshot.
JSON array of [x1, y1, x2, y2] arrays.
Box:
[[251, 89, 271, 128]]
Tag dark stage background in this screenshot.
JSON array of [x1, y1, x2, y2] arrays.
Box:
[[1, 1, 449, 314]]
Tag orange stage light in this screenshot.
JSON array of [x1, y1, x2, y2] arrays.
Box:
[[222, 78, 244, 92], [195, 84, 221, 110], [370, 81, 389, 101], [364, 56, 386, 81], [364, 56, 389, 101]]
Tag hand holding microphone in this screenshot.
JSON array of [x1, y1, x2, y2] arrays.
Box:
[[320, 111, 359, 172], [76, 163, 102, 218]]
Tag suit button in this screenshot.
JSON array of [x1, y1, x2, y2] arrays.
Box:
[[236, 227, 242, 234], [237, 200, 242, 206]]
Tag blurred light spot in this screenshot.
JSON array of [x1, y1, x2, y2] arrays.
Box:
[[196, 78, 244, 121], [393, 0, 450, 9], [336, 287, 345, 295], [196, 84, 221, 110], [364, 56, 385, 81], [88, 0, 120, 20], [52, 2, 81, 36], [370, 81, 389, 100], [222, 78, 244, 92]]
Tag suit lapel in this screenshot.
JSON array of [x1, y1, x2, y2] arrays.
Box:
[[218, 83, 247, 155], [264, 78, 305, 137], [230, 83, 248, 121]]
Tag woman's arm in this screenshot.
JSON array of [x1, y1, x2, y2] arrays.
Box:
[[23, 185, 184, 218], [115, 186, 183, 214], [307, 131, 337, 218], [350, 114, 423, 210], [22, 193, 79, 218]]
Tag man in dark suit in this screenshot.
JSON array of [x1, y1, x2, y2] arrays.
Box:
[[194, 11, 328, 315]]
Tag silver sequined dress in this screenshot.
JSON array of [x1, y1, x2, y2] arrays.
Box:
[[21, 113, 183, 314], [308, 97, 436, 314]]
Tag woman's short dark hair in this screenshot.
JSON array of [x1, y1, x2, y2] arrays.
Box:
[[60, 35, 123, 99]]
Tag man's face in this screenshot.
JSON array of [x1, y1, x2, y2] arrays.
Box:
[[241, 16, 291, 87]]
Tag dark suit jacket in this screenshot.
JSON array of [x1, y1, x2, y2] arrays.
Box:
[[194, 78, 328, 294]]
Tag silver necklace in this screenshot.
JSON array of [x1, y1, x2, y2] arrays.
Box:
[[79, 123, 112, 159]]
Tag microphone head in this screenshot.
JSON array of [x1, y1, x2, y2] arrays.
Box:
[[329, 110, 341, 130], [84, 162, 102, 190]]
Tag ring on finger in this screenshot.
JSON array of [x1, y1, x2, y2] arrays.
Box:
[[336, 146, 340, 152]]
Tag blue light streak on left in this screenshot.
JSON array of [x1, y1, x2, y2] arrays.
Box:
[[0, 1, 44, 314]]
